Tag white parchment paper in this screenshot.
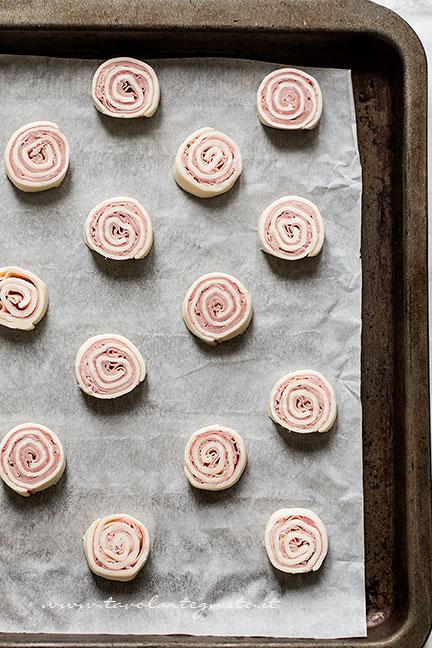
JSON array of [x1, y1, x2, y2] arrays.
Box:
[[0, 56, 365, 639]]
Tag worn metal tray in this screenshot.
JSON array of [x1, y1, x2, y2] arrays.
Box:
[[0, 0, 430, 646]]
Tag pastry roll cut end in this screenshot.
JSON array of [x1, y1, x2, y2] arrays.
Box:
[[182, 272, 252, 345], [4, 121, 69, 192], [184, 425, 247, 491], [258, 196, 324, 260], [0, 423, 65, 496], [84, 196, 153, 260], [265, 508, 328, 573], [92, 57, 160, 119], [83, 513, 150, 581], [269, 370, 337, 433], [75, 333, 146, 399], [174, 127, 242, 198], [257, 68, 322, 130], [0, 266, 48, 330]]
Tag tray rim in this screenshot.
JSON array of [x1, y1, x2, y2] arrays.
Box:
[[0, 1, 430, 647]]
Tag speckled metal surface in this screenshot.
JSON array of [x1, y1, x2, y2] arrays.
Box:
[[0, 0, 430, 647]]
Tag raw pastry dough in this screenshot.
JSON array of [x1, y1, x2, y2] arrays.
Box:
[[92, 57, 160, 119], [258, 196, 324, 260], [84, 197, 153, 260], [184, 425, 247, 491], [182, 272, 252, 345], [0, 266, 48, 330], [0, 423, 65, 496], [4, 121, 69, 191], [265, 508, 328, 573], [75, 334, 146, 399], [174, 127, 242, 198], [83, 513, 150, 581], [269, 370, 337, 433], [257, 68, 322, 130]]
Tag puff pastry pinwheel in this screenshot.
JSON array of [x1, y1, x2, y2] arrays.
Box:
[[184, 425, 247, 491], [258, 196, 324, 260], [0, 423, 65, 497], [92, 57, 160, 119], [75, 334, 146, 399], [84, 196, 153, 260], [265, 508, 328, 573], [182, 272, 252, 345], [83, 513, 150, 581], [257, 68, 322, 130], [0, 266, 48, 331], [269, 370, 337, 433], [4, 121, 69, 191], [174, 127, 242, 198]]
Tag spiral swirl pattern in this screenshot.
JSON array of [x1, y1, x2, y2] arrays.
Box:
[[258, 196, 324, 260], [269, 370, 337, 433], [83, 514, 150, 581], [265, 508, 328, 573], [184, 426, 247, 491], [75, 334, 146, 399], [0, 423, 65, 497], [0, 266, 48, 331], [92, 57, 160, 119], [84, 197, 153, 260], [182, 272, 252, 345], [257, 68, 322, 130], [5, 121, 69, 191], [174, 127, 242, 198]]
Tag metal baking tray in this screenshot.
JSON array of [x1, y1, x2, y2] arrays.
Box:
[[0, 0, 430, 646]]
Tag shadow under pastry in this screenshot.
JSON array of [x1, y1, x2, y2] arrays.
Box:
[[96, 107, 163, 139], [262, 122, 320, 153], [263, 249, 323, 279], [0, 310, 48, 345], [272, 418, 336, 454], [80, 376, 149, 416], [8, 168, 73, 206], [89, 243, 156, 280]]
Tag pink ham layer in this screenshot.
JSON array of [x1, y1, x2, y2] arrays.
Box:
[[0, 425, 62, 487], [0, 274, 41, 321], [264, 199, 320, 257], [9, 126, 67, 183], [92, 517, 145, 571], [88, 200, 148, 258], [94, 61, 152, 116], [186, 276, 248, 336], [78, 337, 140, 397], [182, 134, 239, 186], [273, 374, 330, 431], [270, 514, 325, 570], [260, 71, 318, 127], [186, 429, 242, 486]]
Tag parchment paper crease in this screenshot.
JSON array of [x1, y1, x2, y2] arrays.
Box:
[[0, 56, 365, 639]]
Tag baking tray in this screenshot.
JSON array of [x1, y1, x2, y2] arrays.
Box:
[[0, 0, 430, 646]]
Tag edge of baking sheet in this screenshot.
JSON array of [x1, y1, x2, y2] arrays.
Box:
[[0, 1, 429, 647]]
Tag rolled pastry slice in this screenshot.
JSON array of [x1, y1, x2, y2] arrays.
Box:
[[182, 272, 252, 345], [257, 68, 322, 130], [0, 423, 65, 497], [184, 425, 247, 491], [83, 513, 150, 581], [4, 121, 69, 191], [258, 196, 324, 260], [174, 127, 242, 198], [92, 57, 160, 119], [75, 334, 146, 399], [265, 508, 328, 573], [0, 266, 48, 330], [84, 197, 153, 260], [269, 370, 337, 433]]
